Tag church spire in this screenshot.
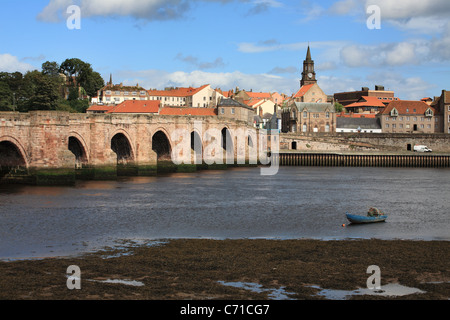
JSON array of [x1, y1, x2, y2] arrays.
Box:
[[300, 45, 317, 87], [306, 45, 312, 62]]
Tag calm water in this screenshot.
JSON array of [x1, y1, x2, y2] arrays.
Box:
[[0, 166, 449, 260]]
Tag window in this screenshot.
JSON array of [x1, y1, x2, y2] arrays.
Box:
[[105, 90, 111, 95], [140, 91, 146, 95], [220, 108, 225, 114], [132, 92, 137, 96], [390, 108, 398, 117], [399, 124, 403, 128], [420, 124, 424, 129], [406, 124, 410, 129], [326, 112, 330, 118], [406, 108, 409, 113], [325, 124, 330, 132], [413, 117, 417, 121], [420, 117, 424, 121], [231, 108, 235, 114], [427, 124, 431, 129], [386, 124, 389, 128], [115, 91, 120, 95], [124, 92, 129, 96], [303, 111, 307, 118], [392, 124, 396, 128], [385, 116, 389, 121], [413, 109, 416, 113], [303, 123, 307, 132], [399, 117, 403, 121]]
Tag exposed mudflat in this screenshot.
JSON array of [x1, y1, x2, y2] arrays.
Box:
[[0, 239, 448, 300]]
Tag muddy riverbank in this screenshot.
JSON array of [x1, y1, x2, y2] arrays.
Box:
[[0, 239, 448, 300]]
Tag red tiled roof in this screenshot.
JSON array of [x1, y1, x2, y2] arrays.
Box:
[[245, 99, 264, 107], [148, 85, 209, 97], [246, 91, 272, 99], [293, 84, 314, 98], [87, 105, 115, 112], [106, 100, 160, 113], [379, 100, 438, 115], [345, 96, 386, 108], [159, 107, 217, 116]]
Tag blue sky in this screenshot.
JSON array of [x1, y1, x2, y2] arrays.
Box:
[[1, 0, 449, 100]]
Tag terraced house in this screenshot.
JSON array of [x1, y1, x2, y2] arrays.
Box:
[[378, 100, 443, 133], [94, 82, 149, 105], [148, 84, 220, 108]]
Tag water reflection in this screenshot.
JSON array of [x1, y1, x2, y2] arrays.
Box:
[[0, 166, 449, 260]]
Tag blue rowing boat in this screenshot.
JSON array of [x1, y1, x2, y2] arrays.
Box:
[[346, 212, 388, 224]]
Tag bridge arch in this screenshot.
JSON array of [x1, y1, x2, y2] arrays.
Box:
[[111, 130, 135, 164], [68, 132, 89, 168], [0, 136, 28, 179], [221, 127, 234, 156], [152, 129, 172, 161], [191, 130, 203, 164], [0, 136, 28, 167]]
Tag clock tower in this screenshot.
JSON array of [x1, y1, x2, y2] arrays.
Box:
[[300, 45, 317, 87]]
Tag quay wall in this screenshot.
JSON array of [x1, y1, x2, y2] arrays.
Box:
[[281, 133, 450, 153], [275, 152, 450, 168]]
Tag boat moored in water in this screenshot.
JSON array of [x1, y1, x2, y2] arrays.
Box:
[[345, 213, 388, 224]]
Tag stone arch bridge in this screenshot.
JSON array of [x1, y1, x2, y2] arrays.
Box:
[[0, 111, 259, 183]]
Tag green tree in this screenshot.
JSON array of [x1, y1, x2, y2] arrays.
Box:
[[59, 58, 104, 99], [83, 71, 104, 98], [42, 61, 60, 77], [22, 70, 59, 111], [0, 81, 13, 111], [334, 102, 345, 113]]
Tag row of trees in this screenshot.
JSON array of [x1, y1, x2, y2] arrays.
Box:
[[0, 58, 104, 113]]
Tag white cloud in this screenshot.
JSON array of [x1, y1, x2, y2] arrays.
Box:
[[364, 0, 450, 34], [115, 69, 298, 95], [175, 54, 226, 70], [329, 0, 362, 15], [37, 0, 276, 22], [37, 0, 73, 22], [365, 0, 450, 20], [0, 54, 36, 73], [339, 40, 434, 67]]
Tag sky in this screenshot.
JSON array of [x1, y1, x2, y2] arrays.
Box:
[[1, 0, 449, 100]]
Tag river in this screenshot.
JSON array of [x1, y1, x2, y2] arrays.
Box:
[[0, 166, 449, 260]]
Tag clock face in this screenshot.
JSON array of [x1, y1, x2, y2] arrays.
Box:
[[308, 73, 313, 79]]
